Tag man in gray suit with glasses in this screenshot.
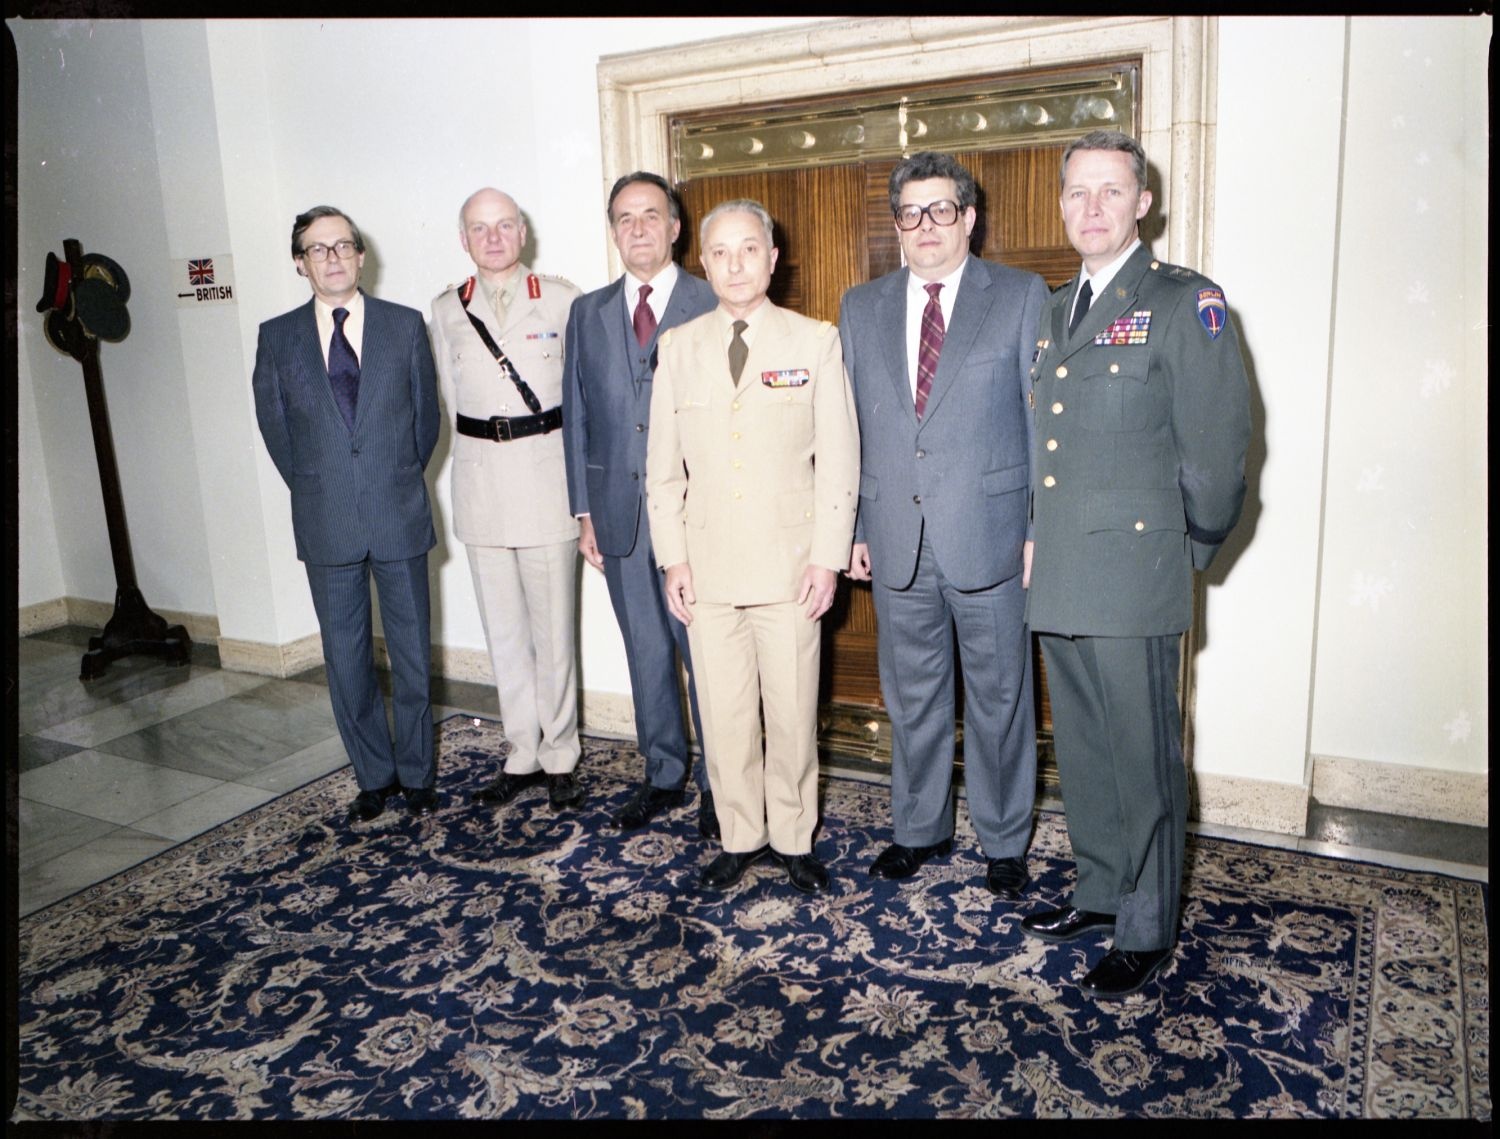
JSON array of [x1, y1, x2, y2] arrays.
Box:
[[839, 152, 1048, 899]]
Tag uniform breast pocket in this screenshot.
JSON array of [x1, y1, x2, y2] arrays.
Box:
[[777, 388, 814, 445], [1080, 353, 1157, 432]]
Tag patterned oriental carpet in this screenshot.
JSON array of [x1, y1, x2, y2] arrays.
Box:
[[14, 717, 1490, 1121]]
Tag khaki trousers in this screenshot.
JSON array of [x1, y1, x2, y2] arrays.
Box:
[[467, 540, 580, 774], [686, 599, 822, 854]]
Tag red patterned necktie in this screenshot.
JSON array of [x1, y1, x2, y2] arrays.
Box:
[[915, 282, 944, 420], [632, 283, 656, 348]]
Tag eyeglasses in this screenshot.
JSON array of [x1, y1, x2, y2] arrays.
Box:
[[894, 200, 961, 231], [300, 240, 359, 262]]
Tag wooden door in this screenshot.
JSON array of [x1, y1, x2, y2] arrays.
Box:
[[676, 147, 1079, 779]]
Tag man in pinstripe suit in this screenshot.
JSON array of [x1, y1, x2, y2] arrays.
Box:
[[252, 205, 442, 824]]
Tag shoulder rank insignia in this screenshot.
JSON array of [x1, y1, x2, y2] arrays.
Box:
[[762, 368, 810, 388], [1197, 287, 1227, 339], [526, 273, 542, 300]]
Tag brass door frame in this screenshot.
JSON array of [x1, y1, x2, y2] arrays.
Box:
[[596, 16, 1219, 769]]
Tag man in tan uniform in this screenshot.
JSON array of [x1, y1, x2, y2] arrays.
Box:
[[645, 199, 860, 894], [431, 188, 584, 812]]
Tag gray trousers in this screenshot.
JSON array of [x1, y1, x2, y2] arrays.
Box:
[[872, 530, 1036, 858]]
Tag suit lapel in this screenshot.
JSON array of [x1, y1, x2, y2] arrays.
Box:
[[294, 300, 348, 429], [591, 278, 632, 382], [353, 294, 386, 433], [875, 272, 913, 420], [920, 256, 991, 425]]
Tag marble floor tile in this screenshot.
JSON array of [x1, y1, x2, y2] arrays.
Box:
[[131, 781, 283, 842], [18, 734, 86, 773], [20, 649, 204, 736], [34, 669, 271, 749], [235, 733, 353, 795], [91, 680, 341, 780], [20, 827, 180, 917], [18, 799, 122, 871], [20, 750, 224, 827]]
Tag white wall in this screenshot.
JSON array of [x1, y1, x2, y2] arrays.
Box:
[[15, 19, 218, 617], [1308, 18, 1488, 777], [10, 16, 1488, 815], [1198, 17, 1347, 791]]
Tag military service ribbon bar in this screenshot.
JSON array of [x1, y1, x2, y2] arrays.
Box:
[[1094, 311, 1152, 346]]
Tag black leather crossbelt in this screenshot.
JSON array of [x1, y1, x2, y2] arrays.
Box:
[[456, 407, 563, 443]]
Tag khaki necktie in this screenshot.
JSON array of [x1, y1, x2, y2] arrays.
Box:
[[728, 319, 749, 385]]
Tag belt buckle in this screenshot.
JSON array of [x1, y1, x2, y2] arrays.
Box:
[[489, 415, 513, 442]]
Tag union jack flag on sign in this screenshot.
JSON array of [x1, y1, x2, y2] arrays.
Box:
[[188, 259, 215, 286]]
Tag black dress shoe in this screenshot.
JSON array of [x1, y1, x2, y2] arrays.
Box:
[[547, 771, 585, 811], [697, 789, 721, 841], [471, 770, 545, 805], [1079, 947, 1173, 998], [775, 850, 830, 894], [983, 856, 1030, 899], [405, 787, 441, 816], [698, 846, 769, 891], [868, 839, 952, 880], [346, 784, 397, 822], [1020, 906, 1117, 943], [615, 782, 684, 829]]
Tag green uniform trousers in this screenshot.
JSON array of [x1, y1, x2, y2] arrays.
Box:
[[1039, 632, 1185, 952]]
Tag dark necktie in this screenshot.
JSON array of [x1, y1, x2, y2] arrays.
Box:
[[1068, 279, 1093, 338], [728, 319, 749, 385], [329, 306, 360, 430], [632, 284, 657, 348], [915, 281, 944, 420]]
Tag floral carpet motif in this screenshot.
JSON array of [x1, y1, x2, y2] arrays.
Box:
[[15, 717, 1490, 1120]]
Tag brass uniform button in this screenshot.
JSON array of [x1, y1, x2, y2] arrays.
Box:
[[1056, 365, 1068, 379], [1043, 475, 1057, 488], [1051, 402, 1064, 415], [1134, 520, 1145, 531], [1046, 439, 1058, 451]]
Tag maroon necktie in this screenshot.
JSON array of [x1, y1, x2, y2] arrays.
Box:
[[632, 284, 656, 348], [915, 282, 944, 420]]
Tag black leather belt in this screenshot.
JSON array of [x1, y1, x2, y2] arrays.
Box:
[[456, 407, 563, 443]]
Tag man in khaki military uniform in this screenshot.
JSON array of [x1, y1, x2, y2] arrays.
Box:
[[431, 188, 584, 812], [645, 199, 860, 895]]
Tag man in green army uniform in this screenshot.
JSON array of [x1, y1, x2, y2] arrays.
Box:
[[1022, 129, 1251, 998]]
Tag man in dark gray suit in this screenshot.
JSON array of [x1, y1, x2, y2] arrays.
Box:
[[839, 152, 1047, 896], [562, 172, 719, 838], [252, 205, 441, 824], [1022, 130, 1250, 998]]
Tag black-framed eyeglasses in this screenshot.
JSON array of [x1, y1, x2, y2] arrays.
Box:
[[894, 200, 961, 231], [300, 240, 359, 262]]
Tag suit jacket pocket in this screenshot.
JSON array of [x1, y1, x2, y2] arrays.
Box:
[[778, 489, 816, 528], [982, 463, 1028, 497], [1083, 487, 1186, 535], [859, 472, 880, 501]]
